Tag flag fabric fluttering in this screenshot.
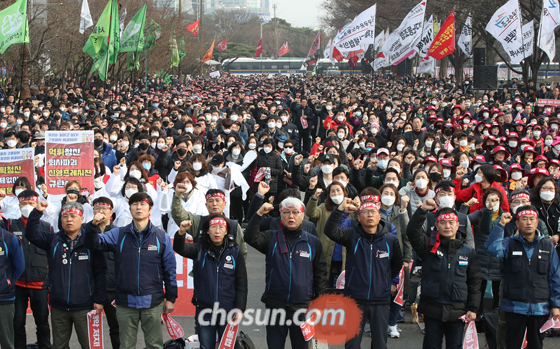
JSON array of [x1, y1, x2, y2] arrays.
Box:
[[333, 4, 376, 55], [201, 39, 215, 63], [143, 20, 161, 52], [120, 4, 146, 53], [537, 0, 560, 61], [0, 0, 29, 54], [457, 14, 472, 57], [187, 20, 200, 37], [414, 15, 434, 59], [79, 0, 94, 34], [255, 39, 263, 58], [83, 0, 113, 57], [486, 0, 525, 64], [119, 7, 127, 38], [218, 39, 228, 52], [304, 32, 321, 66], [427, 11, 455, 60], [170, 33, 180, 68], [278, 41, 289, 57]]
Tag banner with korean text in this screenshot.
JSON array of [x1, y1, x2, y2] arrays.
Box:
[[0, 148, 35, 195], [45, 131, 95, 196]]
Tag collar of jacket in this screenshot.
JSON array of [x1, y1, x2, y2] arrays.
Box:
[[513, 229, 544, 246], [356, 219, 389, 242]]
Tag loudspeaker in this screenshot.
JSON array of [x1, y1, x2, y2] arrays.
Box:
[[474, 48, 486, 66], [473, 65, 498, 89]]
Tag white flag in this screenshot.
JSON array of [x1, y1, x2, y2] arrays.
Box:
[[374, 30, 385, 49], [523, 21, 534, 59], [457, 14, 473, 57], [486, 0, 525, 64], [324, 38, 332, 59], [119, 8, 128, 39], [381, 0, 427, 65], [417, 56, 435, 74], [537, 0, 560, 61], [414, 15, 434, 58], [79, 0, 94, 34], [373, 52, 390, 71], [333, 4, 376, 55]]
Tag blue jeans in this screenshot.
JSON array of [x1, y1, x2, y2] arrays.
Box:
[[195, 308, 227, 349], [388, 300, 401, 326]]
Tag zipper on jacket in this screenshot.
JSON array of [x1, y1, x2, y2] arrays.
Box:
[[137, 246, 141, 295], [216, 266, 219, 302], [67, 258, 72, 304], [367, 245, 373, 299], [288, 251, 293, 301]]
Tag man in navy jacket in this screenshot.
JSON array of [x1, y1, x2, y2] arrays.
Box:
[[0, 215, 25, 349], [26, 201, 106, 349], [84, 192, 177, 349]]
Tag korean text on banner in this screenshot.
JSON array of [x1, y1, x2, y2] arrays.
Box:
[[427, 11, 455, 60], [45, 131, 95, 196], [0, 148, 35, 195], [333, 4, 376, 55], [485, 0, 526, 64], [87, 310, 104, 349], [218, 321, 240, 349]]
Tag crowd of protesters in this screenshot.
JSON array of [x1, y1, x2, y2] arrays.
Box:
[[0, 73, 559, 349]]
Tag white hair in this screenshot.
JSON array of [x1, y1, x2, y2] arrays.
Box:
[[279, 197, 305, 212]]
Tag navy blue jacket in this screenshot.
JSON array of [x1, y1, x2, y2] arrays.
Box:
[[324, 208, 402, 304], [98, 142, 117, 171], [0, 228, 25, 302], [245, 214, 327, 310], [25, 209, 106, 311], [173, 234, 248, 311], [84, 220, 177, 309]]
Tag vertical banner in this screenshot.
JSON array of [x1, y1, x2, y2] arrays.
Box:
[[45, 131, 94, 196], [0, 148, 35, 194], [87, 310, 104, 349], [218, 321, 240, 349]]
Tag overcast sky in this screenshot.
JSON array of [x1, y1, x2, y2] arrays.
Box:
[[272, 0, 325, 29]]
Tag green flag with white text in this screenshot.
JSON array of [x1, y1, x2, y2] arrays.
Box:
[[0, 0, 30, 54], [86, 0, 119, 81], [120, 4, 146, 53], [83, 0, 112, 58]]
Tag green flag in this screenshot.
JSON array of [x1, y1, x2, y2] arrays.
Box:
[[0, 0, 30, 54], [87, 0, 120, 81], [120, 4, 146, 53], [83, 0, 112, 58], [179, 38, 186, 59], [170, 32, 180, 68], [126, 52, 140, 71], [142, 20, 161, 52]]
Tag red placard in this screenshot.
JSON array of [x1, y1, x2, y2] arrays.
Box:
[[45, 131, 95, 196], [162, 313, 184, 339], [87, 310, 104, 349], [536, 99, 560, 107], [0, 149, 35, 195], [218, 321, 239, 349]]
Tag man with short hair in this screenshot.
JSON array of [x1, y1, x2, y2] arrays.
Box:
[[486, 206, 560, 349], [324, 197, 402, 349], [408, 199, 481, 349], [245, 198, 327, 349], [84, 192, 177, 349], [26, 201, 106, 349]]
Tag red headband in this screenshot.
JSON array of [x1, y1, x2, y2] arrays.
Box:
[[516, 209, 538, 219], [209, 218, 227, 227], [511, 193, 530, 201], [360, 195, 380, 203], [18, 196, 38, 203], [205, 192, 226, 202], [435, 187, 454, 195], [61, 207, 84, 218], [359, 202, 380, 214], [436, 213, 459, 224], [94, 202, 113, 209], [142, 198, 153, 207]]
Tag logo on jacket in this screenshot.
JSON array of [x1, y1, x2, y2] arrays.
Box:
[[148, 245, 157, 251], [298, 250, 310, 259], [224, 256, 234, 269]]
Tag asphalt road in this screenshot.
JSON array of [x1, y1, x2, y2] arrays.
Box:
[[24, 244, 560, 348]]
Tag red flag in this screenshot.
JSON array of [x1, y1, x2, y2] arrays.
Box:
[[161, 313, 184, 340], [217, 39, 228, 52], [304, 32, 321, 65], [278, 41, 289, 57], [462, 321, 479, 349], [393, 267, 405, 306], [87, 310, 104, 349], [255, 39, 263, 58], [332, 46, 343, 62], [427, 11, 455, 60], [522, 328, 528, 348], [186, 20, 200, 37], [201, 39, 215, 63], [218, 320, 239, 349]]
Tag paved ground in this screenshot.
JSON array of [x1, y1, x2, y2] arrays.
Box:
[[23, 244, 560, 348]]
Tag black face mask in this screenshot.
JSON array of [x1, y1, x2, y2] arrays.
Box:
[[476, 148, 485, 155], [177, 148, 187, 156], [444, 129, 453, 137], [139, 143, 149, 151], [94, 138, 103, 147], [429, 172, 442, 182]]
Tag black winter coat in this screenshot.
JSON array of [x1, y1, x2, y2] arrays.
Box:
[[256, 149, 283, 193]]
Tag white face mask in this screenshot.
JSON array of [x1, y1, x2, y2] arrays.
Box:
[[232, 148, 241, 156], [278, 142, 284, 149], [129, 170, 142, 179], [486, 202, 499, 211], [94, 177, 104, 189], [227, 141, 233, 148], [438, 195, 455, 209], [459, 140, 468, 147], [151, 142, 157, 149], [213, 166, 223, 174], [230, 115, 239, 122], [415, 178, 428, 189], [268, 122, 276, 129], [397, 144, 405, 151], [337, 115, 345, 122], [381, 195, 395, 206], [443, 169, 451, 178], [281, 116, 288, 122], [433, 148, 440, 154], [509, 141, 518, 148], [157, 143, 165, 150], [483, 130, 489, 136], [20, 205, 34, 218], [110, 135, 118, 142], [322, 165, 334, 174], [263, 147, 273, 154], [185, 127, 194, 133], [460, 161, 469, 169], [385, 107, 392, 112], [14, 188, 24, 196], [151, 133, 159, 138], [223, 128, 231, 134], [359, 142, 365, 148], [193, 162, 203, 171], [193, 144, 202, 153], [516, 106, 523, 112], [425, 141, 433, 148], [540, 190, 555, 202], [121, 141, 129, 148], [534, 131, 541, 138], [185, 183, 193, 193], [475, 174, 483, 183], [511, 171, 522, 180], [385, 180, 399, 187], [23, 111, 30, 117], [276, 122, 282, 128], [125, 188, 138, 198], [330, 195, 344, 205], [284, 147, 293, 155], [248, 143, 256, 150], [7, 139, 17, 148], [545, 139, 553, 146]]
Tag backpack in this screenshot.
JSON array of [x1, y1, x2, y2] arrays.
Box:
[[163, 338, 185, 349], [235, 331, 255, 349]]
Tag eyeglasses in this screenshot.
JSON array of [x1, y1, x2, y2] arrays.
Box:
[[93, 206, 111, 212], [284, 146, 293, 149], [281, 210, 302, 217]]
